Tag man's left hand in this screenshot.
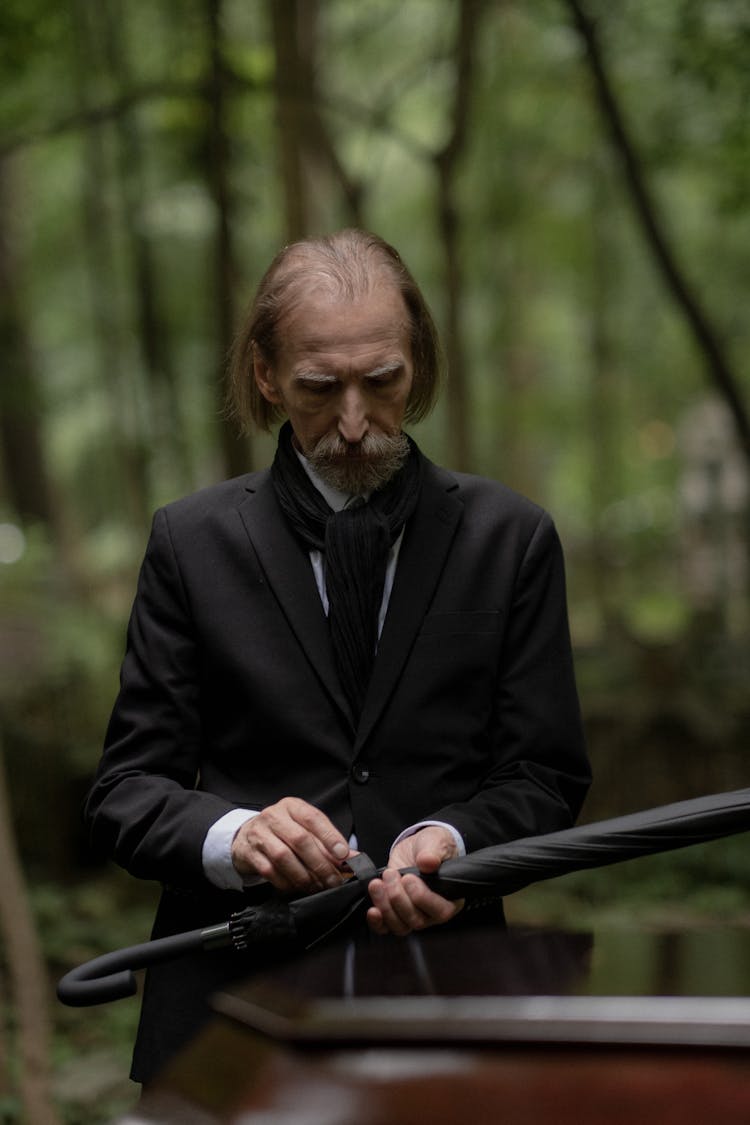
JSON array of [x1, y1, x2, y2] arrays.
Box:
[[366, 826, 464, 936]]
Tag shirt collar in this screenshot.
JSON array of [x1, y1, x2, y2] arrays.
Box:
[[294, 448, 366, 512]]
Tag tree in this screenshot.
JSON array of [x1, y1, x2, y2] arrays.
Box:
[[0, 735, 61, 1125], [565, 0, 750, 465], [269, 0, 364, 238], [99, 0, 195, 489], [435, 0, 487, 471], [204, 0, 250, 479], [0, 161, 56, 529]]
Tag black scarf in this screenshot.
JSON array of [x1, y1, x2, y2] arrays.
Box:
[[271, 421, 423, 719]]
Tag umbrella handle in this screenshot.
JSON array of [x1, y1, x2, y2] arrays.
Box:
[[57, 923, 230, 1007], [57, 958, 138, 1007]]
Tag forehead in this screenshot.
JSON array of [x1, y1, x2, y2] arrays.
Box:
[[279, 282, 411, 364]]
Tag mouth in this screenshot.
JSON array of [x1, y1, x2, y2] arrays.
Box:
[[329, 449, 375, 462], [317, 441, 381, 462]]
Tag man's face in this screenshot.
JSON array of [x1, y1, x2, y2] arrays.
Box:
[[254, 283, 414, 494]]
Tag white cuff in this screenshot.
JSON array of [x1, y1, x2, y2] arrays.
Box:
[[201, 808, 260, 891], [390, 820, 466, 858]]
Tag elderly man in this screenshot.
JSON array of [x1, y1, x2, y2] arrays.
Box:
[[85, 229, 590, 1083]]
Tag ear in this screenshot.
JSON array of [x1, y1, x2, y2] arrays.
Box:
[[252, 345, 282, 405]]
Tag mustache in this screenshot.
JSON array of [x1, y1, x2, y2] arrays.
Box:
[[309, 430, 407, 462], [307, 430, 410, 494]]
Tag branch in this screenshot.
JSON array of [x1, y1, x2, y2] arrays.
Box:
[[0, 66, 431, 181], [565, 0, 750, 464], [0, 79, 210, 161]]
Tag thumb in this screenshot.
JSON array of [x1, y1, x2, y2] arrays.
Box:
[[413, 833, 454, 873], [413, 849, 443, 874]]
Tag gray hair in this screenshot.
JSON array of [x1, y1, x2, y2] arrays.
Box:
[[228, 229, 443, 432]]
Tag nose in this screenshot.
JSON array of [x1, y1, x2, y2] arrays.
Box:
[[337, 386, 369, 444]]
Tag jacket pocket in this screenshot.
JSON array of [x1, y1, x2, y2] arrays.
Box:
[[418, 610, 502, 637]]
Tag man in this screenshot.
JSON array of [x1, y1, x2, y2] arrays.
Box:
[[85, 229, 590, 1083]]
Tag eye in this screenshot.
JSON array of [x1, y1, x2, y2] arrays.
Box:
[[367, 367, 402, 390], [298, 376, 337, 395]]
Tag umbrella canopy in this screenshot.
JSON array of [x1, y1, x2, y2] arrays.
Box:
[[57, 788, 750, 1007], [420, 786, 750, 899]]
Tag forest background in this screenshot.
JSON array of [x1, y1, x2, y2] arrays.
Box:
[[0, 0, 749, 1121]]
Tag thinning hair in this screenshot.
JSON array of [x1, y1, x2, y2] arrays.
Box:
[[228, 229, 443, 432]]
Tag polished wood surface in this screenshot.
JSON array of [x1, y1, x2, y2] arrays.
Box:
[[133, 924, 750, 1124], [139, 1021, 750, 1125]]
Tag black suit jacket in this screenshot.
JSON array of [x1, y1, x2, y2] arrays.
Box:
[[85, 457, 590, 1080]]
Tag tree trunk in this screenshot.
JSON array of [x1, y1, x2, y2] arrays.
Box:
[[588, 153, 623, 632], [205, 0, 252, 478], [497, 253, 540, 500], [0, 161, 56, 528], [99, 0, 194, 491], [435, 0, 486, 472], [0, 968, 8, 1110], [71, 0, 153, 533], [270, 0, 364, 238], [270, 0, 314, 241], [0, 737, 62, 1125]]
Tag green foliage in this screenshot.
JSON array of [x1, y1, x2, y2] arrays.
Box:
[[0, 3, 749, 1114], [0, 875, 156, 1123], [507, 834, 750, 930], [0, 0, 746, 892]]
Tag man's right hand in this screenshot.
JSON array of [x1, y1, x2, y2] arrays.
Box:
[[231, 797, 352, 893]]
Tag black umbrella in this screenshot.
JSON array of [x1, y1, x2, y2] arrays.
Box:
[[57, 787, 750, 1007]]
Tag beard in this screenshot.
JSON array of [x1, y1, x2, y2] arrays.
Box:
[[307, 429, 410, 495]]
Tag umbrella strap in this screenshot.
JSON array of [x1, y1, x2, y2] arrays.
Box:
[[300, 854, 379, 953], [345, 853, 379, 883]]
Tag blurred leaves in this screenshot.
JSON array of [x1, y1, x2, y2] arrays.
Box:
[[0, 2, 748, 1116]]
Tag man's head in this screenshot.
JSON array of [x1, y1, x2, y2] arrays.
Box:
[[229, 230, 442, 493]]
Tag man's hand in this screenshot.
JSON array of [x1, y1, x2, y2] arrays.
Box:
[[231, 797, 351, 893], [366, 826, 464, 936]]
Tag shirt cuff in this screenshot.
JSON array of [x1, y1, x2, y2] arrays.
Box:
[[390, 820, 466, 858], [202, 808, 260, 891]]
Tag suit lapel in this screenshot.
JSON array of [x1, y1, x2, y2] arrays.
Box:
[[354, 462, 463, 753], [238, 472, 357, 733]]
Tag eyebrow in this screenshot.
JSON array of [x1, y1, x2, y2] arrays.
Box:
[[293, 370, 338, 385], [364, 362, 403, 380], [293, 361, 403, 384]]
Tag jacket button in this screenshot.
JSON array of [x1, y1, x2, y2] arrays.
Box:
[[352, 763, 370, 784]]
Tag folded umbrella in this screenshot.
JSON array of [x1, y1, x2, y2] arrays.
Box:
[[57, 787, 750, 1007]]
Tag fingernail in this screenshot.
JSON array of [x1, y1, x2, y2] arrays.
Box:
[[333, 842, 349, 859], [325, 874, 340, 888]]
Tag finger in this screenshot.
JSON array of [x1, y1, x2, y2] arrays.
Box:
[[411, 846, 446, 874], [366, 897, 464, 936], [235, 820, 319, 891], [270, 801, 352, 885], [266, 809, 350, 888], [366, 905, 389, 936], [367, 870, 431, 936], [233, 814, 331, 892], [401, 875, 463, 924], [389, 845, 442, 875], [251, 802, 351, 890], [388, 827, 458, 875], [397, 872, 458, 926], [371, 868, 463, 934], [281, 798, 351, 863]]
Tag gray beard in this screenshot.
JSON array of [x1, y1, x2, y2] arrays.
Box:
[[307, 430, 410, 495]]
